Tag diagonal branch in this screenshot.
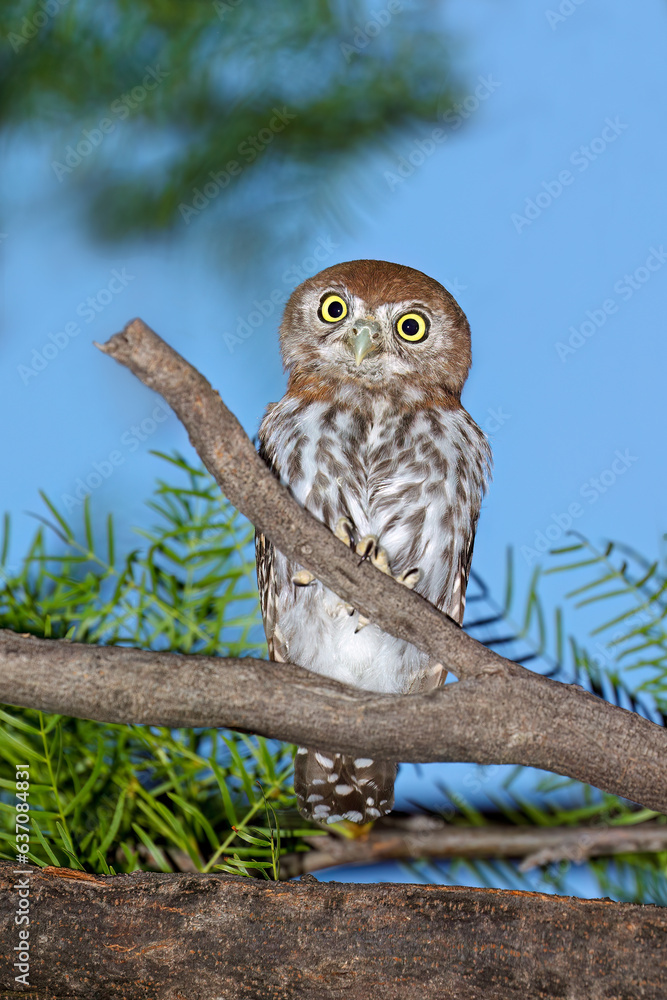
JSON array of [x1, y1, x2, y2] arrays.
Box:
[[1, 318, 665, 812], [95, 319, 500, 682]]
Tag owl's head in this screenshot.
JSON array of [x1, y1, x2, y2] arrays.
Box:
[[279, 259, 472, 400]]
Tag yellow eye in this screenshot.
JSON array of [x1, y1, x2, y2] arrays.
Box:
[[319, 293, 348, 323], [396, 312, 429, 343]]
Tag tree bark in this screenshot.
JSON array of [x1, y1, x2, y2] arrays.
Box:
[[1, 863, 665, 1000], [2, 626, 667, 813]]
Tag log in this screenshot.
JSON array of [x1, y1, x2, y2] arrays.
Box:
[[0, 863, 665, 999]]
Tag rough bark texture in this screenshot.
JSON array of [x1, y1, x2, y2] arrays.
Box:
[[2, 627, 667, 813], [0, 863, 665, 1000], [279, 816, 667, 878]]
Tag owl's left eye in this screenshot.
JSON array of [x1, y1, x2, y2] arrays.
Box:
[[396, 312, 429, 343], [319, 294, 348, 323]]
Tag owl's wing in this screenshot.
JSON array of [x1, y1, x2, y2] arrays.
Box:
[[255, 530, 289, 663], [445, 529, 477, 628], [255, 425, 291, 664], [410, 514, 479, 695]]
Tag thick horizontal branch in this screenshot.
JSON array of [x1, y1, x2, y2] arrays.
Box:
[[279, 815, 667, 878], [2, 628, 667, 813], [1, 863, 665, 999]]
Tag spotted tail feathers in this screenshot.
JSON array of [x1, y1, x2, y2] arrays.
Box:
[[294, 747, 397, 824]]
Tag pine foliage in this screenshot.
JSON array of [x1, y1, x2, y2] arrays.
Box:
[[0, 454, 320, 879]]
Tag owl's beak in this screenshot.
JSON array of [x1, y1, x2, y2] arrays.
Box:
[[348, 319, 380, 366]]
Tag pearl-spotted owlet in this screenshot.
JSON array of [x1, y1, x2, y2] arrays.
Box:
[[256, 260, 491, 824]]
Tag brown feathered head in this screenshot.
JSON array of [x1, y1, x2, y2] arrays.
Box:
[[279, 259, 472, 400]]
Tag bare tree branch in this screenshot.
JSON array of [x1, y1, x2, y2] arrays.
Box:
[[2, 318, 665, 811], [1, 863, 664, 999], [94, 318, 516, 682], [279, 815, 667, 878], [2, 625, 667, 812]]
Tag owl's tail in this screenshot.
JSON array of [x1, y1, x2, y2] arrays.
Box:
[[294, 748, 396, 825]]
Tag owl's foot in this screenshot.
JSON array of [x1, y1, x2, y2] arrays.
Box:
[[397, 567, 421, 590], [354, 535, 421, 631], [355, 534, 391, 574], [335, 516, 355, 547], [355, 535, 421, 586], [334, 519, 420, 629], [294, 518, 357, 586], [334, 519, 357, 615]]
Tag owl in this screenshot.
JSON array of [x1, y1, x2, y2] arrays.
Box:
[[256, 259, 491, 825]]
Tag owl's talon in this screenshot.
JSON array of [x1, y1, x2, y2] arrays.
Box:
[[372, 546, 391, 575], [399, 568, 421, 590], [346, 533, 422, 631], [355, 534, 377, 561], [356, 535, 391, 575], [355, 614, 370, 633], [292, 570, 315, 586], [335, 517, 356, 548]]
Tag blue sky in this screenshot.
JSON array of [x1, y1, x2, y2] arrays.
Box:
[[4, 0, 666, 602], [1, 0, 666, 890]]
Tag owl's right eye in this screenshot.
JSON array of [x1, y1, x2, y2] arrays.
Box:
[[318, 294, 348, 323]]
